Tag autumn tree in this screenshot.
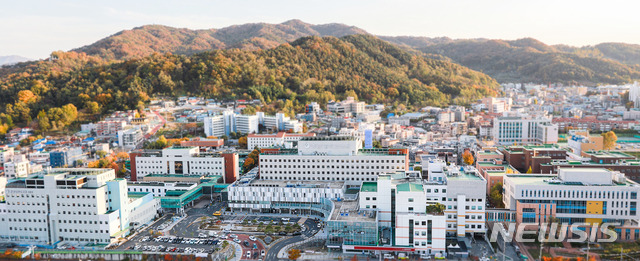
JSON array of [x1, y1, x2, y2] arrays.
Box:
[[602, 131, 617, 150], [238, 136, 248, 149], [36, 110, 50, 132], [287, 249, 301, 260], [462, 150, 474, 165]]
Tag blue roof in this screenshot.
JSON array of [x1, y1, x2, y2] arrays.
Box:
[[83, 137, 95, 142], [45, 141, 56, 145]]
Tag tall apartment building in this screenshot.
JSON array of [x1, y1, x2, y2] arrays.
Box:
[[118, 128, 144, 150], [247, 132, 315, 149], [0, 147, 15, 164], [49, 147, 85, 168], [256, 112, 302, 133], [503, 168, 640, 241], [0, 168, 160, 246], [131, 146, 238, 183], [3, 155, 31, 179], [259, 136, 408, 183], [482, 97, 512, 113], [327, 97, 366, 114], [492, 115, 558, 145], [96, 120, 127, 137]]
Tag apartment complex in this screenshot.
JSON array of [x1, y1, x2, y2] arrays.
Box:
[[203, 111, 303, 137], [259, 136, 408, 183], [0, 168, 160, 246], [130, 146, 238, 183], [247, 132, 315, 149]]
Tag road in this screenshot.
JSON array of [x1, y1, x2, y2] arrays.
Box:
[[265, 218, 320, 261]]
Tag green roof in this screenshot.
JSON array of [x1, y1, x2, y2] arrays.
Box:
[[396, 183, 423, 192], [361, 182, 377, 192]]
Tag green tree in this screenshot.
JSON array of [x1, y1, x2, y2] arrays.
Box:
[[87, 101, 101, 114], [36, 110, 50, 132], [489, 182, 505, 208]]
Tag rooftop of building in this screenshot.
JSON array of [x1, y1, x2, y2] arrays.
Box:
[[143, 173, 207, 178], [127, 181, 197, 188], [542, 159, 640, 166], [233, 178, 345, 189], [506, 170, 635, 187], [396, 183, 424, 192], [300, 136, 357, 141], [360, 182, 377, 192], [127, 192, 150, 199], [583, 150, 635, 158], [330, 200, 376, 222]]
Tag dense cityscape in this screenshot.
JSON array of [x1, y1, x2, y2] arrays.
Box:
[[4, 2, 640, 261]]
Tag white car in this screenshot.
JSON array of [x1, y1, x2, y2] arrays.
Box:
[[249, 236, 257, 241], [229, 234, 238, 239]]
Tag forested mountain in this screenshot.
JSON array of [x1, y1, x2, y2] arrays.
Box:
[[0, 35, 499, 132], [69, 20, 640, 84], [383, 37, 640, 84], [416, 39, 640, 84], [72, 20, 368, 60]]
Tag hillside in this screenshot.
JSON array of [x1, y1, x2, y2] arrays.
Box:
[[416, 39, 640, 84], [69, 20, 640, 84], [380, 37, 640, 84], [72, 20, 368, 60], [0, 35, 500, 131], [0, 55, 31, 66]]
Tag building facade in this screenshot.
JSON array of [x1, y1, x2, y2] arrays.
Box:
[[0, 168, 160, 246]]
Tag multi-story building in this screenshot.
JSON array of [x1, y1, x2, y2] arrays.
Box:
[[234, 114, 259, 134], [539, 151, 640, 181], [259, 136, 408, 183], [503, 168, 640, 241], [131, 146, 238, 183], [3, 155, 31, 179], [0, 147, 15, 164], [482, 97, 512, 114], [567, 130, 603, 155], [247, 132, 315, 149], [0, 168, 160, 246], [500, 144, 567, 173], [327, 97, 366, 114], [118, 128, 144, 150], [257, 112, 302, 133], [28, 151, 50, 166], [492, 115, 558, 145], [203, 113, 226, 137], [553, 117, 635, 132], [49, 147, 85, 168], [95, 120, 127, 137]]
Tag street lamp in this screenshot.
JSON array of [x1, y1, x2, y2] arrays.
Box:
[[503, 231, 509, 261]]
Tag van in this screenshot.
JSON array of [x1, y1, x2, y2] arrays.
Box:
[[383, 253, 394, 259]]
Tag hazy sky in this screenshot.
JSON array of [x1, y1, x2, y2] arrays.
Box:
[[3, 0, 640, 59]]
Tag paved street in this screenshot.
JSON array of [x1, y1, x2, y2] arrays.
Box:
[[266, 218, 320, 261]]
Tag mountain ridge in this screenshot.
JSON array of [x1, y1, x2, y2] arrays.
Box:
[[69, 20, 640, 84]]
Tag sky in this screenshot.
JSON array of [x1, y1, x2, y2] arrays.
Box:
[[2, 0, 640, 59]]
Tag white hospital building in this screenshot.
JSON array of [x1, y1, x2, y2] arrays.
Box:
[[258, 136, 409, 183], [0, 168, 160, 246]]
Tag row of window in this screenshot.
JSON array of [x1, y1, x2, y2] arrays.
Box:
[[522, 189, 637, 200], [263, 176, 376, 181], [261, 158, 404, 164]]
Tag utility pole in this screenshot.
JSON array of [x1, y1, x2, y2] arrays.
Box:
[[539, 240, 543, 261], [586, 238, 590, 261]]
